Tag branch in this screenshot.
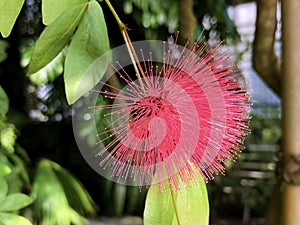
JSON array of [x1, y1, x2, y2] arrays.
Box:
[[252, 0, 281, 96]]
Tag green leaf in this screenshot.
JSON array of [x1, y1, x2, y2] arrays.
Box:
[[51, 161, 96, 215], [64, 0, 110, 104], [0, 40, 9, 62], [0, 124, 16, 153], [27, 3, 88, 75], [0, 193, 33, 212], [0, 164, 10, 178], [42, 0, 88, 25], [29, 49, 66, 85], [0, 154, 11, 179], [0, 0, 25, 38], [1, 153, 23, 194], [0, 213, 32, 225], [69, 207, 86, 225], [0, 86, 9, 116], [144, 172, 209, 225], [0, 178, 8, 200], [7, 152, 30, 187], [31, 159, 71, 225]]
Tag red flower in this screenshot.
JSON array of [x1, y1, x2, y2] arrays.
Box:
[[96, 38, 251, 188]]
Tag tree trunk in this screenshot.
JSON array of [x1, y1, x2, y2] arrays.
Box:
[[178, 0, 197, 46], [252, 0, 281, 96], [281, 0, 300, 224]]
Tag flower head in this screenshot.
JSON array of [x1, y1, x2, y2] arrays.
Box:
[[96, 37, 251, 188]]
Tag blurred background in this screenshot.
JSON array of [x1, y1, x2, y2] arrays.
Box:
[[0, 0, 286, 224]]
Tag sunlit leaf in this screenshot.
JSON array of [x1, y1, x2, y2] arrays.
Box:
[[64, 0, 110, 104], [144, 172, 209, 225], [0, 0, 25, 38], [0, 213, 32, 225], [42, 0, 88, 25], [69, 207, 86, 225], [0, 193, 33, 212], [0, 124, 16, 153], [0, 164, 10, 179], [27, 3, 88, 75], [29, 48, 65, 86], [0, 154, 11, 179], [31, 159, 93, 225], [0, 86, 9, 117], [0, 163, 11, 179]]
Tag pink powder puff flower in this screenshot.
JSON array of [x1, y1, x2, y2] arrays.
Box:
[[96, 37, 251, 189]]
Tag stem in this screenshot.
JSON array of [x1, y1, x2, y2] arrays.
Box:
[[121, 30, 145, 90], [102, 0, 145, 91], [103, 0, 123, 28]]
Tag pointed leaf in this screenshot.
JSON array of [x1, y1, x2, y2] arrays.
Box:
[[0, 193, 33, 212], [0, 213, 32, 225], [0, 86, 9, 116], [64, 0, 110, 104], [42, 0, 88, 25], [51, 161, 96, 215], [144, 172, 209, 225], [31, 159, 71, 225], [0, 179, 8, 200], [27, 3, 88, 75], [0, 0, 25, 38]]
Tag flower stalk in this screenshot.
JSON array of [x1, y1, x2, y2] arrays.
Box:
[[102, 0, 145, 90]]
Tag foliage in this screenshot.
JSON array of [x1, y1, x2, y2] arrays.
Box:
[[1, 44, 95, 224], [144, 172, 209, 225], [64, 0, 110, 104], [27, 0, 110, 104], [0, 177, 33, 225], [123, 0, 239, 42], [0, 0, 25, 38], [0, 83, 96, 224], [75, 93, 147, 216], [0, 85, 33, 225], [27, 3, 88, 81], [0, 0, 245, 223], [123, 0, 179, 39], [0, 153, 32, 225], [31, 159, 96, 225]]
